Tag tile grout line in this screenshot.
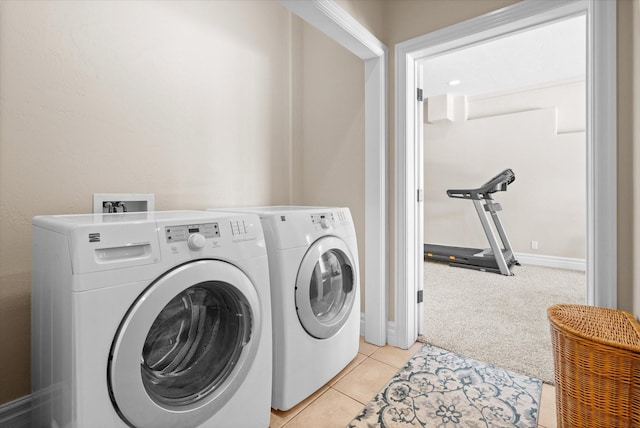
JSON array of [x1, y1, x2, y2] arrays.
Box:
[[275, 351, 377, 428], [330, 386, 369, 406], [328, 383, 369, 406], [332, 355, 398, 406], [330, 352, 370, 385], [278, 387, 331, 428], [277, 341, 557, 428]]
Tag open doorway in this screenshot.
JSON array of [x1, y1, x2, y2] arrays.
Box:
[[418, 14, 587, 383], [393, 0, 617, 350], [421, 15, 587, 271]]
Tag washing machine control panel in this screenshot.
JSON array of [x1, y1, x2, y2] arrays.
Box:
[[165, 223, 220, 244], [311, 213, 335, 229]]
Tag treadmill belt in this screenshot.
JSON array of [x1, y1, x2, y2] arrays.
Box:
[[423, 243, 515, 272]]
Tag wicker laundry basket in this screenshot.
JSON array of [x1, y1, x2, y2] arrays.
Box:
[[547, 304, 640, 427]]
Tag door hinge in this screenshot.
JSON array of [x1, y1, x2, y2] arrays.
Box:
[[417, 289, 424, 304], [417, 189, 424, 202], [417, 88, 424, 102]]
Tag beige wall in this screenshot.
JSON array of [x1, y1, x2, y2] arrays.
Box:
[[310, 0, 384, 313], [0, 0, 372, 406], [425, 80, 586, 260], [334, 0, 386, 41], [0, 0, 637, 408], [0, 0, 293, 404], [296, 22, 367, 306], [633, 0, 640, 318], [621, 0, 640, 318]]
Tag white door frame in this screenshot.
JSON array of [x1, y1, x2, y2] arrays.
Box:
[[393, 0, 617, 348], [279, 0, 388, 345]]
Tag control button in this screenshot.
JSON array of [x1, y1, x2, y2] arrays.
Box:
[[187, 233, 206, 251], [320, 218, 331, 229], [231, 220, 248, 236]]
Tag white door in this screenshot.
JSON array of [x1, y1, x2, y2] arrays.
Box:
[[109, 260, 262, 428], [295, 236, 357, 339]]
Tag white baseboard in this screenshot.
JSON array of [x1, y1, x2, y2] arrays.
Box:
[[360, 312, 397, 346], [385, 321, 396, 346], [0, 393, 31, 426], [515, 252, 586, 271]]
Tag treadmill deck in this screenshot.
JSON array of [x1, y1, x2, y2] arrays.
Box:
[[424, 243, 518, 274]]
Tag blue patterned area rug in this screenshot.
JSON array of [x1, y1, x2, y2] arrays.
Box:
[[349, 344, 542, 428]]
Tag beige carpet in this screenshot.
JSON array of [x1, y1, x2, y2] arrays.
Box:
[[419, 261, 585, 384]]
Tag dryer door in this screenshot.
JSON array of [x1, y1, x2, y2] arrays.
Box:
[[295, 236, 357, 339], [109, 260, 261, 428]]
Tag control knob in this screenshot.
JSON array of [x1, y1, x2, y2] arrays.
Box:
[[187, 233, 206, 251], [320, 218, 331, 229]]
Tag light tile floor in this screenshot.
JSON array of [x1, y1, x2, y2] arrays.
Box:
[[270, 337, 558, 428]]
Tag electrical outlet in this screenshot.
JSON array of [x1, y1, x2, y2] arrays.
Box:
[[531, 240, 539, 250]]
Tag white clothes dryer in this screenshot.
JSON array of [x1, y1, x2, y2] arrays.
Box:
[[31, 211, 271, 428], [211, 206, 360, 411]]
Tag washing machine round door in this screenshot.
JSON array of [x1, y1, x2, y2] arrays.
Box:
[[295, 236, 357, 339], [109, 260, 262, 428]]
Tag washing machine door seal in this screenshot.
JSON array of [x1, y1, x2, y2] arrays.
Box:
[[295, 236, 357, 339], [109, 259, 261, 428]]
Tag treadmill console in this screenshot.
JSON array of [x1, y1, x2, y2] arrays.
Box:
[[481, 169, 515, 193]]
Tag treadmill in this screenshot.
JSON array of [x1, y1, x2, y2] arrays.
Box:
[[424, 169, 520, 276]]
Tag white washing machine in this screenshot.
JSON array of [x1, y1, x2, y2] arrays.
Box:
[[31, 211, 271, 428], [211, 206, 360, 411]]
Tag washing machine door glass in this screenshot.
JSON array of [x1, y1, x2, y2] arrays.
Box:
[[295, 236, 357, 339], [141, 282, 249, 406], [109, 260, 262, 428]]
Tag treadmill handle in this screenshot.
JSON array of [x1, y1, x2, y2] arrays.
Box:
[[447, 188, 484, 200], [446, 169, 515, 200]]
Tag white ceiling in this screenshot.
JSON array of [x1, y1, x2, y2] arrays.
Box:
[[420, 15, 586, 98]]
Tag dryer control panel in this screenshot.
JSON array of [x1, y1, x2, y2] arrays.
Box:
[[308, 208, 353, 236], [165, 223, 220, 243], [311, 213, 335, 229]]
